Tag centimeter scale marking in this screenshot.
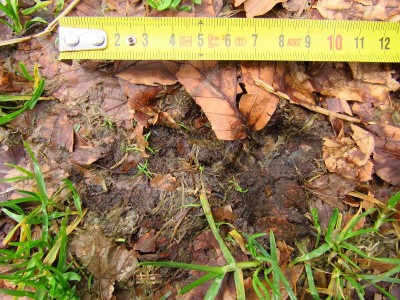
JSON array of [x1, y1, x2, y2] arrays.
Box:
[[59, 17, 400, 62]]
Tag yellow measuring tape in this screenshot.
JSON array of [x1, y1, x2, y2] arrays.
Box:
[[59, 17, 400, 62]]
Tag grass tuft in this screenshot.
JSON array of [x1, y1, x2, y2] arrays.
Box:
[[0, 141, 85, 299]]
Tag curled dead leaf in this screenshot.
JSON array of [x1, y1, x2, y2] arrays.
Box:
[[150, 174, 179, 191]]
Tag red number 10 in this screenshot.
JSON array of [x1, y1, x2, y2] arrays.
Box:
[[328, 34, 342, 50]]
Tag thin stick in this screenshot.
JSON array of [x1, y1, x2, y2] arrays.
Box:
[[254, 77, 361, 123], [0, 0, 81, 47]]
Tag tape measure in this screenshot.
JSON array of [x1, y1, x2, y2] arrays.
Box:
[[59, 17, 400, 62]]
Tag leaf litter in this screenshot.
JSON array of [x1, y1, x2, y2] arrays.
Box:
[[0, 0, 399, 298]]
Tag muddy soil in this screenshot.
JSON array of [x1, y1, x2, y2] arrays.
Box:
[[64, 90, 336, 298]]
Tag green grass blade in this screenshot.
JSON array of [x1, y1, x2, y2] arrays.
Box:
[[22, 1, 52, 15], [26, 78, 45, 109], [179, 272, 220, 294], [253, 270, 270, 300], [371, 282, 398, 300], [269, 231, 281, 300], [63, 179, 82, 216], [387, 191, 400, 210], [342, 227, 377, 240], [18, 62, 34, 81], [0, 288, 35, 298], [252, 239, 296, 300], [305, 263, 321, 300], [23, 141, 49, 242], [311, 208, 321, 246], [0, 78, 44, 125], [204, 274, 224, 300], [139, 261, 225, 274], [0, 106, 27, 125], [200, 187, 235, 264], [1, 207, 24, 222], [57, 214, 68, 271], [4, 162, 34, 177], [292, 243, 331, 264], [325, 208, 338, 244], [342, 273, 364, 299], [234, 268, 245, 300]]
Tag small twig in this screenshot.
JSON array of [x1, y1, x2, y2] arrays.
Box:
[[0, 0, 81, 47], [254, 77, 361, 123]]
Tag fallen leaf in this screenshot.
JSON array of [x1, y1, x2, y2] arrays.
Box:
[[50, 109, 74, 152], [132, 229, 156, 253], [115, 62, 178, 86], [367, 124, 400, 185], [212, 204, 235, 222], [306, 174, 356, 209], [150, 174, 179, 191], [322, 125, 375, 182], [316, 0, 400, 21], [374, 149, 400, 185], [348, 124, 375, 166], [282, 62, 399, 111], [70, 146, 110, 165], [234, 0, 288, 18], [239, 62, 280, 131], [229, 229, 250, 255], [282, 0, 309, 17], [0, 143, 27, 202], [326, 98, 353, 116], [176, 62, 279, 140], [0, 65, 32, 92], [69, 226, 138, 300], [132, 112, 150, 155]]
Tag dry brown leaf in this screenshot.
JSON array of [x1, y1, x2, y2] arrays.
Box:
[[316, 0, 400, 21], [115, 62, 178, 86], [69, 226, 138, 300], [234, 0, 288, 18], [150, 174, 179, 191], [49, 109, 74, 152], [367, 124, 400, 185], [132, 229, 156, 253], [239, 62, 280, 131], [0, 65, 32, 92], [322, 142, 371, 181], [326, 98, 353, 116], [212, 204, 235, 222], [229, 229, 250, 255], [283, 62, 399, 111], [349, 124, 375, 166], [132, 112, 150, 155], [305, 174, 356, 209], [70, 146, 110, 165], [282, 0, 309, 17], [374, 149, 400, 185], [176, 62, 279, 140], [29, 109, 74, 153]]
